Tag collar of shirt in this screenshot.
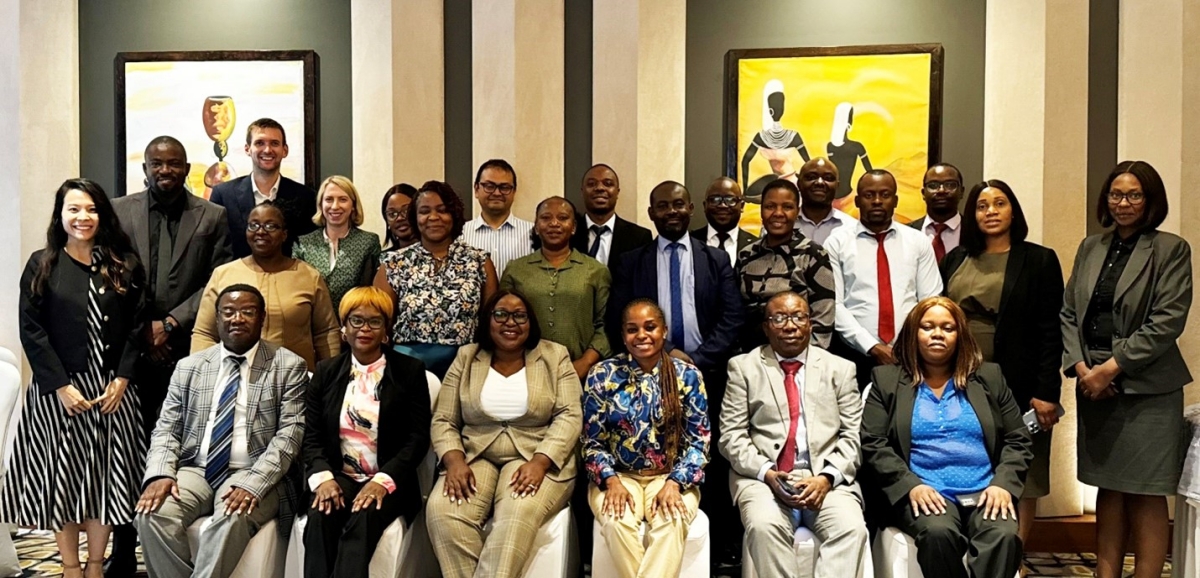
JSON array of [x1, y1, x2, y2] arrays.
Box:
[[220, 341, 259, 369], [854, 220, 901, 239], [918, 378, 959, 402], [586, 213, 616, 230], [469, 213, 518, 232], [656, 234, 692, 253], [627, 354, 664, 381], [773, 347, 810, 365], [528, 249, 584, 269], [706, 225, 737, 244], [924, 212, 962, 233], [1111, 231, 1141, 251], [799, 207, 851, 227], [253, 174, 282, 203], [149, 188, 187, 215], [351, 354, 387, 383]]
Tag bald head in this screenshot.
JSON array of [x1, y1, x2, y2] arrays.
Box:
[[703, 177, 745, 232]]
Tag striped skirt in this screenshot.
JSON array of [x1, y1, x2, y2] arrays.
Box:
[[0, 370, 145, 531]]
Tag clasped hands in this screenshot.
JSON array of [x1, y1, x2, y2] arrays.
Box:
[[1075, 360, 1120, 401], [57, 378, 128, 416], [766, 469, 831, 511]]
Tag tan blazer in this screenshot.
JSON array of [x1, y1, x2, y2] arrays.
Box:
[[431, 340, 582, 482], [1062, 230, 1193, 395], [719, 344, 862, 502]]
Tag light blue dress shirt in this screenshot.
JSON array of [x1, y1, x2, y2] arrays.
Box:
[[655, 235, 701, 353], [909, 380, 993, 501]]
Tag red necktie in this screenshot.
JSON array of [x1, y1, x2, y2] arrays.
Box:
[[777, 360, 803, 472], [932, 222, 949, 262], [875, 232, 895, 344]]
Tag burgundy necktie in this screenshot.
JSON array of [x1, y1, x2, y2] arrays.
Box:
[[932, 222, 949, 262], [875, 232, 895, 344], [777, 360, 803, 472]]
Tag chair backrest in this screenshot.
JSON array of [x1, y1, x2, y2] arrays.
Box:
[[418, 371, 442, 500], [426, 371, 441, 412], [0, 348, 17, 368], [0, 364, 23, 475]]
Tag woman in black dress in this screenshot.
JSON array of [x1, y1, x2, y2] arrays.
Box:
[[1, 179, 145, 578]]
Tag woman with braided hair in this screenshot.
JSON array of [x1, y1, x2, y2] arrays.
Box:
[[582, 298, 710, 578]]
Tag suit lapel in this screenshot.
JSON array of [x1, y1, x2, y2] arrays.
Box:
[[173, 197, 203, 266], [690, 240, 711, 309], [997, 242, 1026, 319], [802, 349, 826, 448], [737, 229, 755, 252], [758, 346, 790, 436], [468, 347, 492, 411], [1080, 234, 1111, 302], [133, 193, 151, 264], [521, 346, 545, 420], [237, 177, 257, 220], [964, 376, 997, 458], [895, 376, 916, 462], [1114, 234, 1154, 302], [246, 342, 274, 426]]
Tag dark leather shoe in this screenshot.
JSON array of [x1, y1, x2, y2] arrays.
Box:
[[102, 556, 137, 578]]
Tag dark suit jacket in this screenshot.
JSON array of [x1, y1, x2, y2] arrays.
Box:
[[302, 349, 432, 523], [940, 242, 1064, 407], [607, 237, 744, 372], [862, 363, 1033, 506], [571, 213, 653, 266], [19, 250, 145, 394], [210, 175, 318, 258], [113, 190, 231, 353], [689, 226, 757, 261], [1061, 230, 1193, 394]]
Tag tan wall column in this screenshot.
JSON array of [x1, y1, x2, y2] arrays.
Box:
[[1116, 0, 1200, 406], [592, 0, 686, 228], [984, 0, 1090, 518], [351, 0, 444, 236], [472, 0, 564, 220], [0, 0, 78, 359]]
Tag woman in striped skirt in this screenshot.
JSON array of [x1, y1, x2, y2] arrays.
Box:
[[1, 179, 146, 578]]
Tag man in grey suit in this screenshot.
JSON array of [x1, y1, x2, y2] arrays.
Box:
[[134, 284, 308, 578], [720, 292, 868, 578], [110, 136, 232, 576]]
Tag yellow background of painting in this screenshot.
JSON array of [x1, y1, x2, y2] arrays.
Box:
[[736, 53, 932, 233]]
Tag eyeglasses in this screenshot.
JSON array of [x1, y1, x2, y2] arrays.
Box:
[[477, 181, 515, 195], [385, 208, 409, 221], [346, 315, 386, 330], [492, 310, 529, 325], [705, 195, 741, 208], [247, 222, 283, 232], [220, 307, 260, 320], [924, 181, 960, 192], [767, 312, 810, 328], [1107, 191, 1145, 206]]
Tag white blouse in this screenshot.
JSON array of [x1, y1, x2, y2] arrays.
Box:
[[480, 367, 529, 421]]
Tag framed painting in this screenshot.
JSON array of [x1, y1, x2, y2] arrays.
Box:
[[724, 44, 944, 234], [115, 50, 320, 198]]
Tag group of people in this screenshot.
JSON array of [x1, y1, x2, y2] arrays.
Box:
[[2, 114, 1190, 578]]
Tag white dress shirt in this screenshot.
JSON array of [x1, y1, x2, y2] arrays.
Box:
[[480, 367, 530, 421], [461, 213, 534, 275], [823, 221, 943, 354], [795, 208, 856, 246], [920, 213, 962, 255], [197, 343, 258, 470], [655, 235, 702, 353], [585, 214, 615, 265], [754, 349, 845, 486], [704, 224, 739, 266], [251, 174, 282, 205]]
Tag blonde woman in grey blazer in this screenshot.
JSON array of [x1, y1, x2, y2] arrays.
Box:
[[1061, 160, 1192, 578], [427, 290, 583, 578]]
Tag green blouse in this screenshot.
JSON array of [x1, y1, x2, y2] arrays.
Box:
[[294, 227, 381, 313], [500, 249, 612, 360]]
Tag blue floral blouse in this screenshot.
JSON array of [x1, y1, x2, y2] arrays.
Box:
[[582, 354, 710, 490]]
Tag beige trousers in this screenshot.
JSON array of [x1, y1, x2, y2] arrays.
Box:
[[587, 472, 701, 578]]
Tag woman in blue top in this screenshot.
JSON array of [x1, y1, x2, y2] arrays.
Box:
[[861, 296, 1032, 578], [582, 298, 709, 578]]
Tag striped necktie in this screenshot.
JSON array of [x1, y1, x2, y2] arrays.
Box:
[[206, 355, 245, 488]]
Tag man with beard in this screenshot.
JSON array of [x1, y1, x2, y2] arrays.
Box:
[[823, 170, 942, 389], [908, 163, 964, 262], [211, 118, 317, 257], [570, 164, 653, 266], [794, 157, 856, 246], [607, 181, 744, 574], [691, 177, 757, 266], [109, 136, 232, 576]]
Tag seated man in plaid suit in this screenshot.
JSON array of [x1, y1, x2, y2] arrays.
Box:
[[134, 283, 308, 578]]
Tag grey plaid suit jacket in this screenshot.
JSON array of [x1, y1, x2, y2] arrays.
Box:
[[144, 341, 308, 535]]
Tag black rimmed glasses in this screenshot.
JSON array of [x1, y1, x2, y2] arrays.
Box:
[[347, 315, 386, 330], [1107, 191, 1145, 206], [705, 195, 741, 207], [492, 310, 529, 325], [477, 181, 516, 195], [247, 222, 283, 233], [766, 312, 810, 328]]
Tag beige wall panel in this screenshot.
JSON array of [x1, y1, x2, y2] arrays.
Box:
[[592, 0, 639, 219], [352, 0, 445, 237]]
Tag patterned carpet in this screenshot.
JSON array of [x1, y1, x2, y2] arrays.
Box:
[[8, 529, 1174, 577]]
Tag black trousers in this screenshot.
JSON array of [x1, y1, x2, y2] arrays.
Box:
[[304, 474, 406, 578], [890, 497, 1023, 578], [696, 366, 741, 561]]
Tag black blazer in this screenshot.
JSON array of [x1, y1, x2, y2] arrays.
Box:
[[571, 213, 653, 266], [862, 363, 1033, 506], [689, 226, 757, 259], [210, 175, 318, 258], [607, 238, 744, 372], [19, 250, 145, 395], [940, 242, 1064, 408], [301, 349, 432, 522]]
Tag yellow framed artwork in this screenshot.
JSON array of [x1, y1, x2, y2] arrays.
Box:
[[724, 44, 944, 234]]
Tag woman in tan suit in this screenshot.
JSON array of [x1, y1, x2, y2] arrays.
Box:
[[426, 290, 583, 578], [1061, 161, 1192, 578]]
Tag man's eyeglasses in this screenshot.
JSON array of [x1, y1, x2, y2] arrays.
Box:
[[346, 315, 387, 330], [766, 313, 810, 328], [477, 182, 516, 195], [247, 222, 283, 233], [924, 181, 960, 193], [220, 307, 260, 320], [492, 310, 529, 325], [705, 196, 741, 208]]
